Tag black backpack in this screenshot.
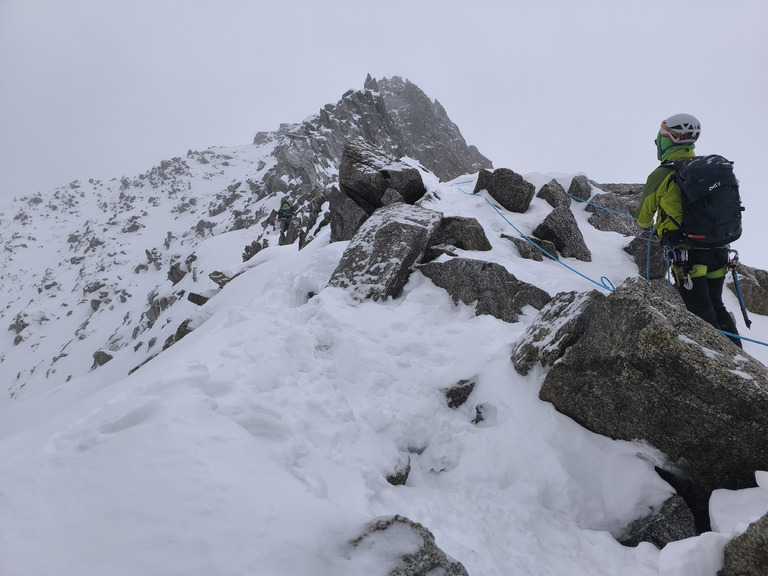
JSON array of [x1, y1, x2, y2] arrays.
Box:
[[662, 154, 744, 247]]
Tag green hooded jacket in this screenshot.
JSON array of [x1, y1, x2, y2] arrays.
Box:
[[635, 147, 695, 239]]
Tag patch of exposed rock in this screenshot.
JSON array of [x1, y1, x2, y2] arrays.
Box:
[[720, 511, 768, 576], [511, 290, 607, 375], [331, 141, 429, 241], [533, 205, 592, 262], [327, 203, 442, 301], [623, 235, 667, 280], [473, 168, 535, 213], [348, 515, 469, 576], [536, 179, 571, 209], [582, 192, 643, 236], [538, 277, 768, 501], [419, 257, 551, 323], [422, 216, 492, 263], [618, 495, 697, 548]]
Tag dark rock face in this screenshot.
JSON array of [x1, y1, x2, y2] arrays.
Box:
[[422, 216, 492, 263], [536, 178, 571, 209], [568, 174, 592, 201], [419, 257, 551, 323], [328, 185, 369, 243], [348, 515, 469, 576], [331, 140, 429, 241], [444, 379, 476, 409], [533, 205, 592, 262], [91, 350, 113, 370], [720, 512, 768, 576], [339, 140, 427, 214], [511, 290, 607, 375], [503, 235, 544, 261], [362, 74, 492, 181], [539, 277, 768, 497], [618, 495, 697, 548], [327, 203, 442, 301], [583, 193, 643, 236], [473, 168, 536, 213]]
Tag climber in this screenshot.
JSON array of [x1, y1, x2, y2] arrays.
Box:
[[277, 197, 295, 233], [634, 113, 742, 348]]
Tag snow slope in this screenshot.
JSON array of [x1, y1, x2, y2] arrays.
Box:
[[1, 168, 767, 576]]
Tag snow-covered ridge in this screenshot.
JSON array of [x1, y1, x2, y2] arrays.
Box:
[[1, 76, 766, 576]]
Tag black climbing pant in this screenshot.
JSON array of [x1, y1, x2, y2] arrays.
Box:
[[677, 248, 742, 348]]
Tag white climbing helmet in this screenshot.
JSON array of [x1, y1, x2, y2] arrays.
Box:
[[659, 113, 701, 145]]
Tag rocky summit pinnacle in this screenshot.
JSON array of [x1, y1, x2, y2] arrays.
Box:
[[0, 75, 492, 396]]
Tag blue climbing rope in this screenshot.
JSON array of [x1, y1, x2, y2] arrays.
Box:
[[453, 184, 615, 292], [567, 194, 637, 221], [569, 193, 657, 283], [455, 181, 768, 348]]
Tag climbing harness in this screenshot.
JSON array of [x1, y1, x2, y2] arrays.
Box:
[[663, 246, 694, 291]]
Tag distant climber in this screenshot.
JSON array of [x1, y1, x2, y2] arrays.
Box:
[[635, 113, 743, 348], [277, 197, 295, 234]]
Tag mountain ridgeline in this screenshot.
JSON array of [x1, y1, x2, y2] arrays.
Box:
[[2, 75, 767, 571], [0, 75, 491, 397]]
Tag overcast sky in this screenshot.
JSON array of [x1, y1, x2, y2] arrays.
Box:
[[2, 0, 767, 259]]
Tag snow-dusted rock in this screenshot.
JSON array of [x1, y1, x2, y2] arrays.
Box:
[[472, 167, 535, 213], [567, 174, 592, 201], [422, 216, 492, 263], [419, 257, 551, 323], [327, 203, 442, 301], [533, 205, 592, 262], [540, 277, 768, 499], [618, 495, 696, 549], [720, 512, 768, 576], [338, 140, 428, 215], [347, 515, 469, 576], [583, 192, 643, 237], [511, 289, 606, 375], [536, 178, 571, 209]]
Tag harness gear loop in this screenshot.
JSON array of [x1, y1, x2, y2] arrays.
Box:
[[665, 246, 694, 290]]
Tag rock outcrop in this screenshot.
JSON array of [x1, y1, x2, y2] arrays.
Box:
[[720, 511, 768, 576], [583, 192, 643, 237], [361, 74, 491, 181], [338, 140, 427, 213], [536, 178, 571, 209], [473, 168, 536, 213], [419, 258, 551, 323], [327, 203, 442, 301], [511, 290, 607, 375], [623, 235, 667, 280], [533, 205, 592, 262], [618, 495, 697, 549], [348, 515, 468, 576], [538, 278, 768, 499], [568, 174, 592, 201], [331, 141, 429, 241], [422, 216, 492, 263]]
